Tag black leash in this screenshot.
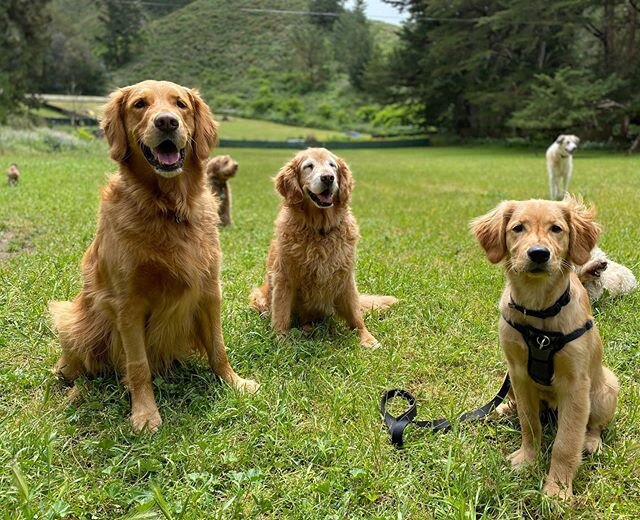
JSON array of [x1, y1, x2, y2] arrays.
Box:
[[380, 372, 511, 448]]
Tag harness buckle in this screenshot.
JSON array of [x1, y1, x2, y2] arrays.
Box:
[[536, 335, 551, 349]]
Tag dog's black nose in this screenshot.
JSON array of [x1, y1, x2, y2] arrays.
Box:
[[320, 174, 335, 186], [154, 113, 179, 131], [527, 246, 550, 264]]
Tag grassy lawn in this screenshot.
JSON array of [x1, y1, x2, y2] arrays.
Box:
[[1, 144, 639, 519], [217, 117, 364, 142]]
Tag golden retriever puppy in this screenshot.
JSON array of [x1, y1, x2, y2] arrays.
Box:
[[250, 148, 397, 347], [205, 154, 238, 226], [472, 196, 619, 499], [7, 163, 20, 185], [49, 80, 258, 433]]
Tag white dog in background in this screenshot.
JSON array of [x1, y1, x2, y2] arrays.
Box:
[[547, 134, 580, 200], [577, 247, 637, 301]]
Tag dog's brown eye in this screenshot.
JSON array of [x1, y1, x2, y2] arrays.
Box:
[[512, 224, 524, 233], [304, 163, 313, 170], [551, 224, 563, 233], [176, 99, 187, 109], [329, 162, 336, 168], [133, 99, 146, 109]]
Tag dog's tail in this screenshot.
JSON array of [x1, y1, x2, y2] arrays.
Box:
[[249, 286, 270, 315], [49, 299, 110, 361], [359, 294, 398, 314]]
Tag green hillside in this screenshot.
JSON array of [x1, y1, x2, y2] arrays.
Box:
[[115, 0, 306, 95], [45, 0, 402, 134]]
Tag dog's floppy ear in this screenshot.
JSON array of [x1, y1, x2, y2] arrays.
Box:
[[188, 89, 219, 164], [101, 87, 131, 163], [336, 156, 354, 206], [555, 135, 565, 144], [275, 156, 304, 206], [564, 195, 600, 265], [470, 201, 516, 263]]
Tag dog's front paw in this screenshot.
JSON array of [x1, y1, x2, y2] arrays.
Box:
[[359, 331, 380, 349], [507, 447, 535, 470], [543, 480, 573, 500], [131, 408, 162, 433], [234, 378, 260, 394]]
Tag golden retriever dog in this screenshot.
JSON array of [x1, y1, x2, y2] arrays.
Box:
[[7, 163, 20, 185], [205, 154, 238, 226], [547, 134, 580, 200], [249, 148, 397, 348], [49, 80, 258, 433], [472, 196, 619, 499]]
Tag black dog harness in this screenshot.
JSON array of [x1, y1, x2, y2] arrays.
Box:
[[503, 283, 593, 386]]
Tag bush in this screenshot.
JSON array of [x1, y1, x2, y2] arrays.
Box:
[[0, 127, 92, 153]]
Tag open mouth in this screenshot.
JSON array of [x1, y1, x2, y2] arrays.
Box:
[[141, 140, 185, 176], [307, 188, 334, 208]]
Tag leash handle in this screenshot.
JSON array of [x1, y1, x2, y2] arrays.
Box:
[[380, 372, 511, 448]]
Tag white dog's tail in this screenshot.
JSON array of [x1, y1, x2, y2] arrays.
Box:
[[359, 294, 398, 314]]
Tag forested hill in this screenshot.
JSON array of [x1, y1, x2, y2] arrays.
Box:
[[44, 0, 402, 133]]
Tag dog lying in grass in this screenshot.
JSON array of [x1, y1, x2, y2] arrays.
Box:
[[49, 80, 258, 433], [249, 148, 397, 348], [6, 163, 20, 186], [206, 154, 238, 226], [472, 196, 619, 499], [577, 247, 637, 301], [547, 135, 580, 200]]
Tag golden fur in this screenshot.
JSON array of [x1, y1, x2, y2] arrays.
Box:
[[472, 196, 619, 499], [7, 163, 19, 185], [249, 148, 397, 347], [205, 154, 238, 226], [49, 80, 258, 433]]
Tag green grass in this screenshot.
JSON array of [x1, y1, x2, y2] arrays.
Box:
[[218, 117, 368, 141], [1, 144, 639, 518]]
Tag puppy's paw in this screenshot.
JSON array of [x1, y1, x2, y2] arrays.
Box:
[[495, 400, 517, 417], [131, 408, 162, 433], [583, 433, 603, 455], [234, 378, 260, 394], [507, 447, 535, 470], [543, 480, 573, 500]]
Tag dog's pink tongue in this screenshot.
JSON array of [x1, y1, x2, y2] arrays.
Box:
[[155, 149, 180, 165], [318, 192, 333, 204]]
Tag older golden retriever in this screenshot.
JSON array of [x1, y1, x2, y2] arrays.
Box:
[[472, 196, 619, 499], [49, 80, 258, 433], [205, 154, 238, 226], [249, 148, 397, 348]]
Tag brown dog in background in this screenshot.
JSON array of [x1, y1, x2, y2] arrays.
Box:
[[206, 154, 238, 226], [472, 196, 618, 499], [49, 80, 258, 432], [250, 148, 397, 348], [7, 163, 20, 185]]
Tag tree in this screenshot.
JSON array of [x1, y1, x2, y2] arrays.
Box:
[[0, 0, 52, 121], [308, 0, 344, 29], [42, 32, 107, 95], [95, 0, 145, 69], [288, 22, 332, 92], [333, 0, 373, 90]]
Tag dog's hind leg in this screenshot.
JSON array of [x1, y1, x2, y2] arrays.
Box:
[[584, 366, 619, 454]]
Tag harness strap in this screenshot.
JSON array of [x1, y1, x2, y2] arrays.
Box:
[[508, 283, 571, 319], [503, 317, 593, 385], [380, 373, 511, 448]]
